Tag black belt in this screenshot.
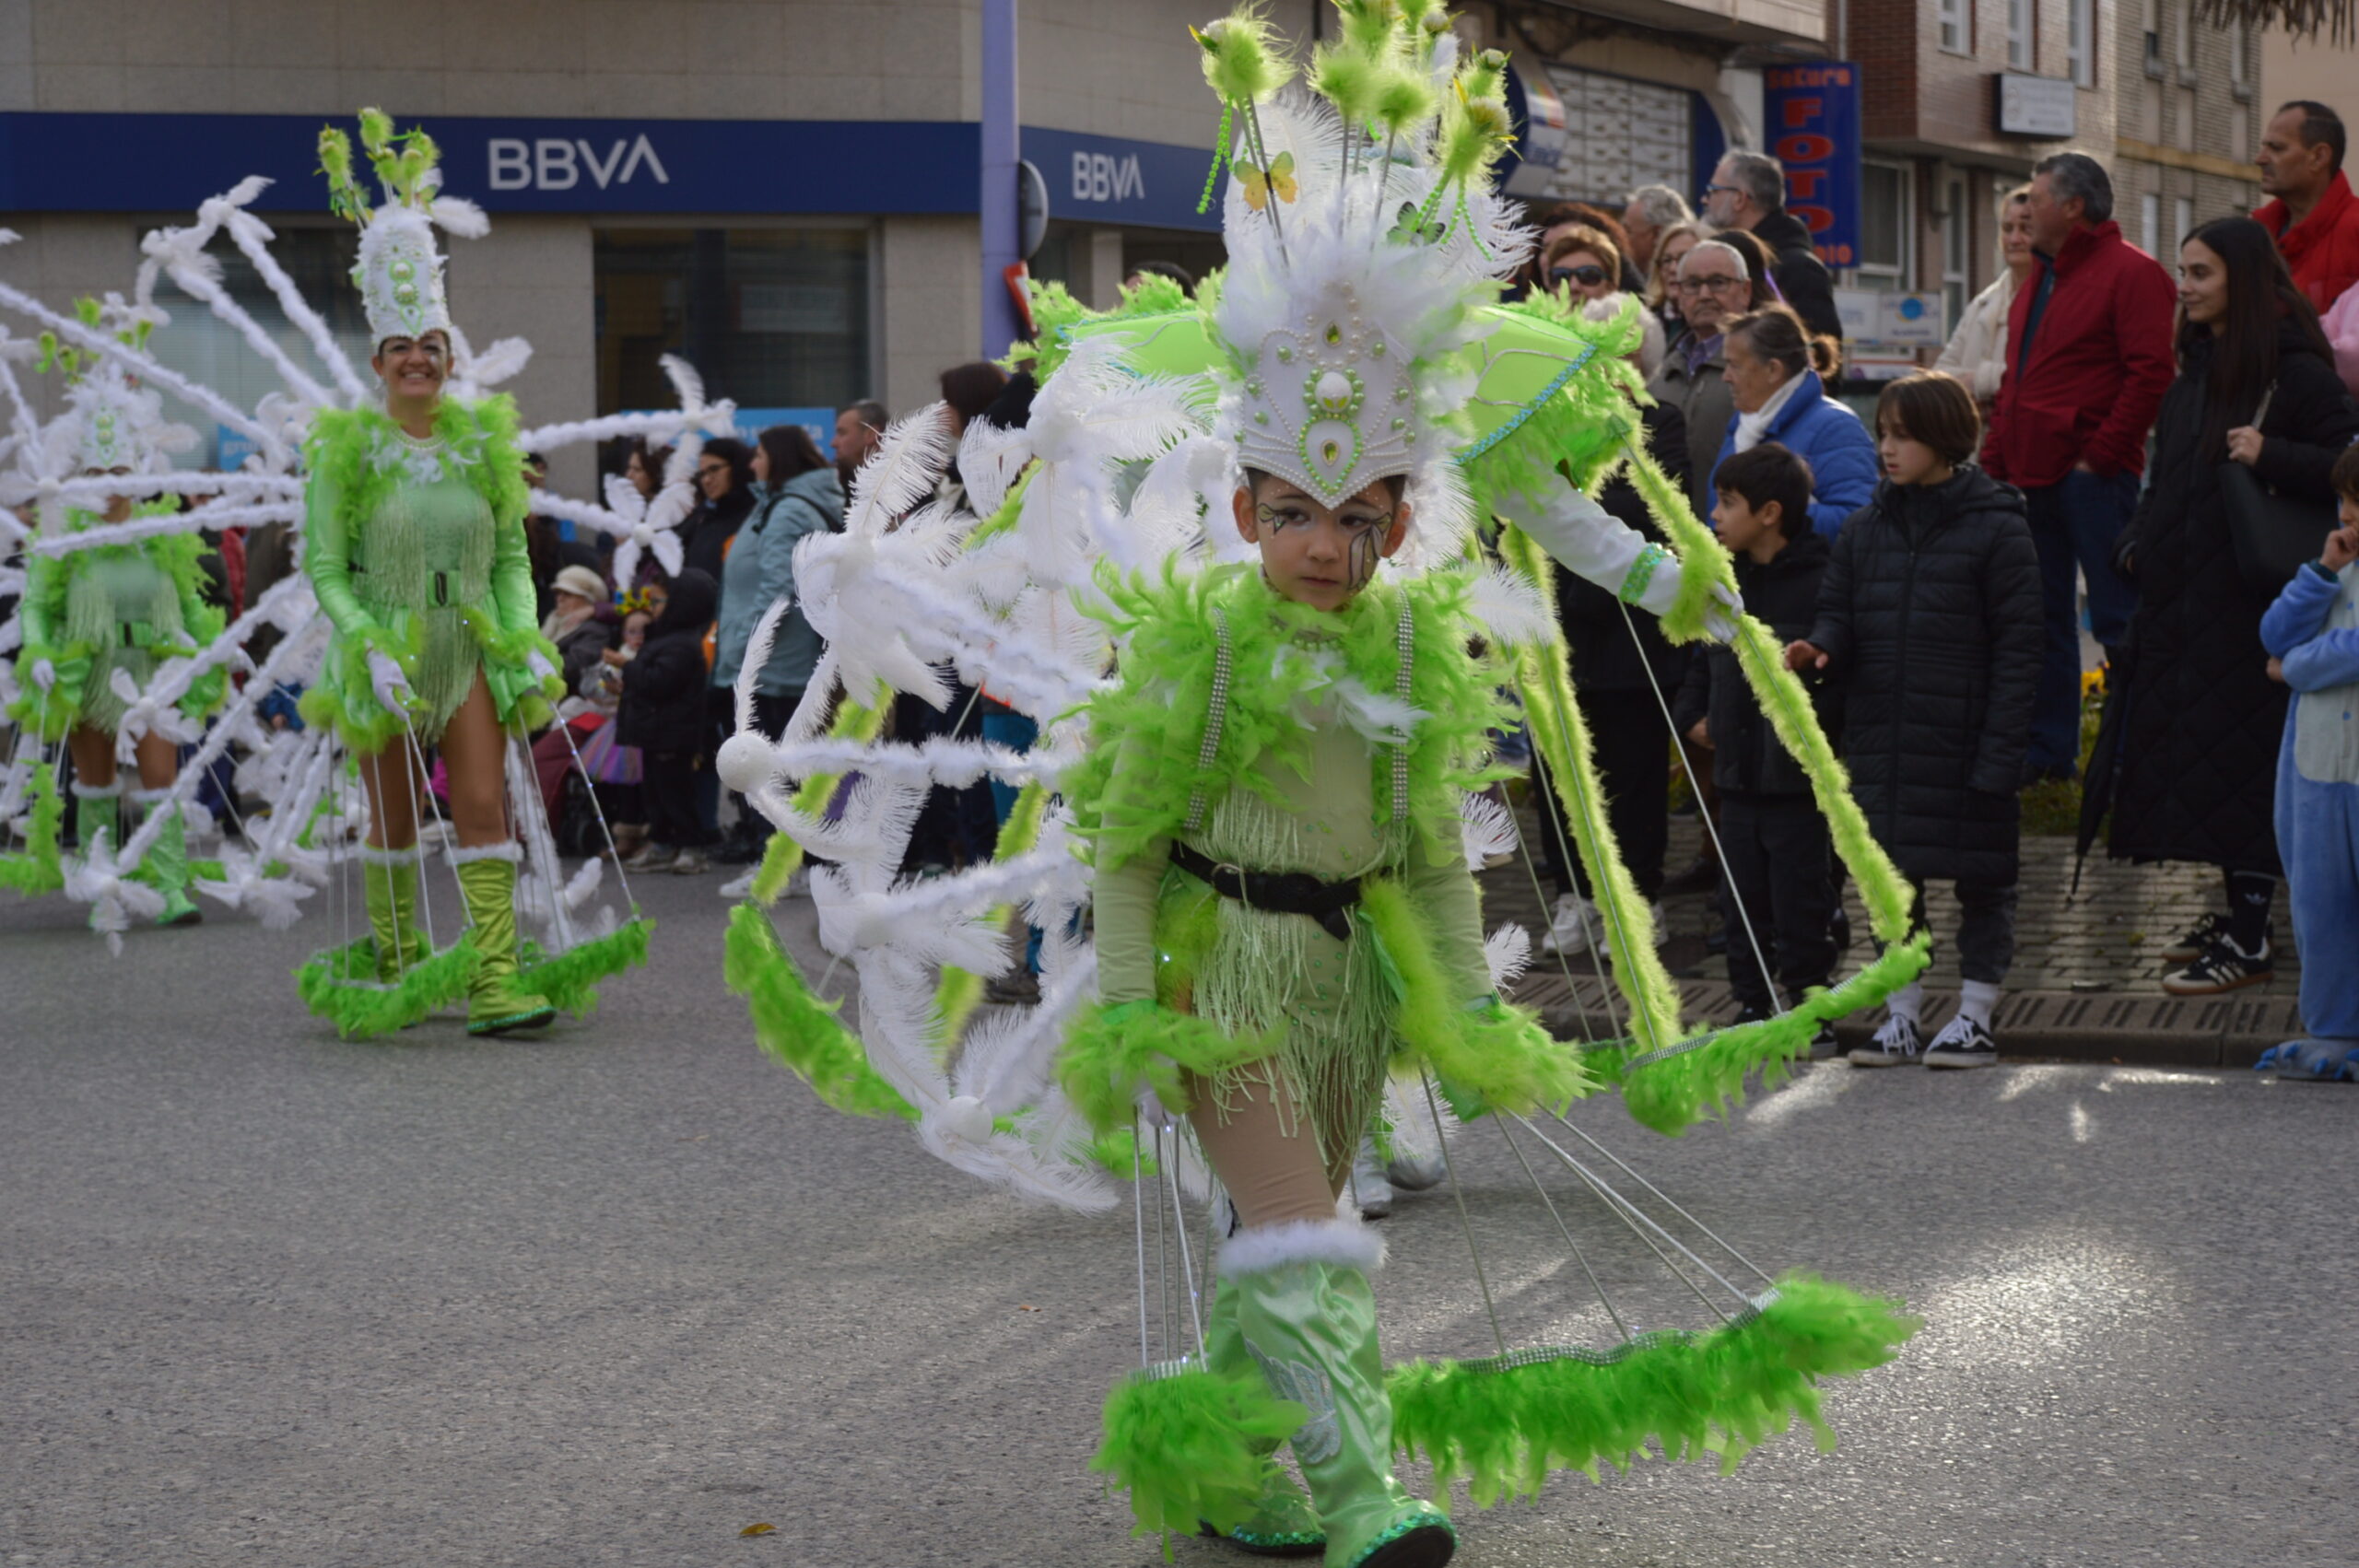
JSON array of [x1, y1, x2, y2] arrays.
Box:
[[1170, 842, 1362, 942]]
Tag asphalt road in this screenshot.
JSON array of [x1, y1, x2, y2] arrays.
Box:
[[4, 871, 2354, 1568]]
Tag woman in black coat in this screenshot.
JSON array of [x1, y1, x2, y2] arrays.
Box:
[[617, 568, 719, 872], [2107, 216, 2359, 995]]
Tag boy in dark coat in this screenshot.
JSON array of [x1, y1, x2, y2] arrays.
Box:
[[1676, 442, 1838, 1050], [1790, 373, 2044, 1069], [616, 568, 719, 874]]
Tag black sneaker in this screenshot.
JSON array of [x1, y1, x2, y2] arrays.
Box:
[[2161, 935, 2273, 997], [1808, 1019, 1841, 1059], [1922, 1013, 1998, 1069], [1848, 1014, 1921, 1067], [1660, 856, 1720, 900], [2158, 912, 2229, 965]]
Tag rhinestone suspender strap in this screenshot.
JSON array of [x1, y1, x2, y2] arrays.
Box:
[[1181, 606, 1233, 836], [1392, 590, 1414, 830]]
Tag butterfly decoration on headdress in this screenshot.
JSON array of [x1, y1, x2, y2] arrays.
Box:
[[1235, 151, 1298, 212]]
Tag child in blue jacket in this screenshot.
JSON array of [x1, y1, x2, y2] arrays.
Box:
[[2255, 443, 2359, 1081]]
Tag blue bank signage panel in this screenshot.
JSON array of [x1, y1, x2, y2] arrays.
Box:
[[1759, 64, 1863, 269], [0, 112, 1220, 233]]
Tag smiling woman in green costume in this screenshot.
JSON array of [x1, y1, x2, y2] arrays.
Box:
[[298, 111, 565, 1036]]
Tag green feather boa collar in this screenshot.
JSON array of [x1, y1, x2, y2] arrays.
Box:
[[1064, 560, 1510, 873], [303, 393, 530, 536]]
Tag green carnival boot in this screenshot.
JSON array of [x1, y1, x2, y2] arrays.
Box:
[[453, 852, 556, 1036], [1199, 1281, 1326, 1556], [71, 782, 123, 933], [1229, 1223, 1454, 1568], [360, 846, 431, 982], [131, 788, 202, 927], [71, 780, 121, 858]]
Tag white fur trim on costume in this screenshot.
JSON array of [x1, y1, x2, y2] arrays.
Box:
[[444, 840, 522, 865], [126, 787, 174, 806], [1218, 1217, 1387, 1280], [357, 842, 424, 865], [69, 779, 124, 800]]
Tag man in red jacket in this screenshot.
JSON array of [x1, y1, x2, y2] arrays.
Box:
[[2254, 101, 2359, 313], [1983, 151, 2176, 782]]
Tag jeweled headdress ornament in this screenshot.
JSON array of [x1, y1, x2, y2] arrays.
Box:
[[36, 295, 194, 479], [1195, 2, 1522, 554], [319, 109, 487, 345]]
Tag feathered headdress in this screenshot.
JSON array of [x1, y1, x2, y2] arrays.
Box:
[[318, 108, 488, 345], [35, 295, 195, 480], [1198, 2, 1524, 556]]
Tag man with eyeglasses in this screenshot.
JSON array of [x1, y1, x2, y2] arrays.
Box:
[[1700, 149, 1843, 342], [1647, 240, 1754, 515], [833, 399, 888, 507]]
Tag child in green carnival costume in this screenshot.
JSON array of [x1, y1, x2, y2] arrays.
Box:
[[8, 306, 224, 928], [729, 9, 1926, 1560], [299, 111, 566, 1036], [1073, 463, 1576, 1567]]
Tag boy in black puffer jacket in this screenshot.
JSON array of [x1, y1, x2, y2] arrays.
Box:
[[1789, 373, 2043, 1070], [1676, 443, 1838, 1051], [616, 568, 720, 875]]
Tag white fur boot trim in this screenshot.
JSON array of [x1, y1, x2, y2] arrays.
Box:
[[357, 842, 425, 866], [127, 787, 174, 807], [69, 779, 124, 800], [1218, 1217, 1387, 1280], [445, 840, 522, 865]]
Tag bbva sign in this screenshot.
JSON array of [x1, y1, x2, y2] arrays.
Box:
[[487, 135, 672, 192]]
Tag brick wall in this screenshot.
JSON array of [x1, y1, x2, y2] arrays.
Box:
[[2112, 0, 2259, 260]]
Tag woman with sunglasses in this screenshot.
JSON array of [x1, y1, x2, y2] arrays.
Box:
[[1541, 225, 1665, 377]]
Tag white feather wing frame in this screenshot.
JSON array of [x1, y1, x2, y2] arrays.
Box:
[[1459, 790, 1519, 872], [957, 414, 1034, 519], [1465, 560, 1555, 648], [1484, 923, 1533, 990], [845, 402, 957, 537]]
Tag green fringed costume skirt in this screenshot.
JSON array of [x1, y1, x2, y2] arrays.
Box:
[[1154, 782, 1400, 1175]]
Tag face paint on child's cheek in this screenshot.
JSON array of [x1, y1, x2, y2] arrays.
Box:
[[1346, 524, 1383, 589]]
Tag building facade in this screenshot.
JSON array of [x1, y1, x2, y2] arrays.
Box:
[[2113, 0, 2261, 266], [0, 1, 1842, 491]]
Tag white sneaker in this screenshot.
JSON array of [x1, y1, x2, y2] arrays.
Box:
[[1350, 1138, 1396, 1219], [1539, 894, 1599, 956], [718, 870, 757, 899]]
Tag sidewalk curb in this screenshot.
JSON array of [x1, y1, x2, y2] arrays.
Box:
[[1519, 977, 2300, 1071]]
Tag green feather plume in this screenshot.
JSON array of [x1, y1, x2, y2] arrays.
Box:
[[723, 900, 918, 1121], [1588, 933, 1931, 1133], [1501, 528, 1686, 1055], [295, 936, 480, 1039], [1358, 877, 1593, 1116], [1389, 1270, 1921, 1504], [0, 762, 65, 895], [1093, 1364, 1308, 1546], [1193, 6, 1294, 104], [1058, 999, 1279, 1135], [519, 916, 652, 1016], [1371, 64, 1439, 140], [1312, 41, 1387, 124], [748, 688, 887, 906]]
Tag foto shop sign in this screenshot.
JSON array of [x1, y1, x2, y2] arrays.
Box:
[[1760, 64, 1864, 269]]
